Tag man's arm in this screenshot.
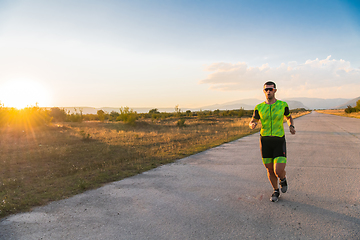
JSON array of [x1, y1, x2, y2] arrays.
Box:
[[249, 108, 260, 129], [285, 115, 296, 134]]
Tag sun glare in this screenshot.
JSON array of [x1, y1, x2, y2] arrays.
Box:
[[0, 79, 51, 109]]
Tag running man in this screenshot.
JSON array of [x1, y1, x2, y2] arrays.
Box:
[[249, 81, 296, 202]]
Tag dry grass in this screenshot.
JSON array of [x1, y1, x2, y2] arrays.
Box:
[[316, 109, 360, 119], [0, 111, 310, 218]]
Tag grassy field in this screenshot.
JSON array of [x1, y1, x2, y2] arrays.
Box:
[[0, 111, 310, 218], [316, 109, 360, 119]]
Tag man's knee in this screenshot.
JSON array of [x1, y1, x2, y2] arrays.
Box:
[[274, 168, 285, 177], [266, 167, 276, 176], [274, 163, 286, 178]]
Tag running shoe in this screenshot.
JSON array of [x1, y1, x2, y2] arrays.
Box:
[[270, 190, 280, 202], [280, 178, 288, 193]]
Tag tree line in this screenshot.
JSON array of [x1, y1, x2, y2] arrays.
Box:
[[0, 103, 309, 128]]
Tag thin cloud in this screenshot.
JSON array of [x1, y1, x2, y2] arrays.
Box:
[[200, 56, 360, 92]]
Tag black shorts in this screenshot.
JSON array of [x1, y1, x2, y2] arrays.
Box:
[[260, 136, 287, 162]]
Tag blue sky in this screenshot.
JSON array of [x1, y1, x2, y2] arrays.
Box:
[[0, 0, 359, 108]]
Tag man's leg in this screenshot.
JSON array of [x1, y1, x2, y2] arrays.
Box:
[[274, 160, 287, 193], [264, 162, 278, 189], [264, 162, 281, 202], [264, 162, 287, 189], [274, 162, 286, 180]]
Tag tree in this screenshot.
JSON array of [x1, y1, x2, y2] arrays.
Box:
[[345, 105, 355, 113], [175, 105, 181, 117], [109, 111, 120, 121], [149, 108, 160, 114], [117, 107, 138, 125], [238, 107, 245, 118], [97, 110, 106, 122], [50, 107, 67, 122]]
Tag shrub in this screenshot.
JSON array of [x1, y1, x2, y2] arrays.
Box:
[[109, 111, 120, 121], [238, 108, 245, 118], [197, 110, 206, 119], [67, 113, 83, 122], [66, 108, 83, 122], [149, 108, 160, 114], [83, 114, 98, 121], [117, 107, 138, 125], [177, 118, 186, 127], [175, 105, 181, 117], [97, 110, 106, 122], [151, 113, 160, 121], [345, 105, 356, 114], [344, 100, 360, 114], [0, 105, 52, 128], [50, 107, 67, 122]]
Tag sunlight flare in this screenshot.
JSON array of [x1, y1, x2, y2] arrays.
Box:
[[0, 79, 51, 109]]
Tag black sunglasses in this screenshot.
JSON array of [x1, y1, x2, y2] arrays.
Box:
[[264, 88, 275, 92]]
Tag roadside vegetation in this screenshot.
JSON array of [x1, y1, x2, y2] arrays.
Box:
[[0, 104, 310, 218], [316, 100, 360, 119]]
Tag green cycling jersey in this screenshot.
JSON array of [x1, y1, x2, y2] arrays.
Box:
[[253, 100, 291, 137]]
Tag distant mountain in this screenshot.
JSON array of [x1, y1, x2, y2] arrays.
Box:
[[283, 98, 350, 110], [47, 97, 355, 115], [333, 96, 360, 109], [283, 100, 308, 109], [198, 98, 260, 111], [196, 97, 351, 111], [199, 99, 308, 110]]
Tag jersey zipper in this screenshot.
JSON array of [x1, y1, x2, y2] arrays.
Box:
[[270, 104, 273, 136]]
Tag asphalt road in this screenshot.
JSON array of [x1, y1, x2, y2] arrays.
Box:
[[1, 111, 359, 239]]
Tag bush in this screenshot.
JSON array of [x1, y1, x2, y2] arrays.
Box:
[[83, 114, 98, 121], [0, 105, 52, 128], [197, 110, 206, 119], [177, 118, 186, 127], [345, 105, 356, 114], [109, 111, 120, 121], [97, 110, 106, 122], [344, 100, 360, 114], [50, 107, 67, 122], [67, 113, 83, 122], [66, 108, 83, 122], [238, 108, 245, 118], [149, 108, 160, 114], [117, 107, 138, 125]]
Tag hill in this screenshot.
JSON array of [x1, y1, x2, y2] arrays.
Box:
[[198, 98, 260, 111], [283, 98, 350, 110], [333, 96, 360, 109], [200, 99, 308, 110], [45, 97, 354, 115]]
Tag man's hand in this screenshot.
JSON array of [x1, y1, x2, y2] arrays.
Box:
[[249, 122, 257, 130], [289, 125, 296, 135]]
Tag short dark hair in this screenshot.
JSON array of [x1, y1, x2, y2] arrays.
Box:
[[264, 81, 276, 88]]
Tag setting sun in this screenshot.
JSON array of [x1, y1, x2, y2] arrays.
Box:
[[0, 79, 51, 109]]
